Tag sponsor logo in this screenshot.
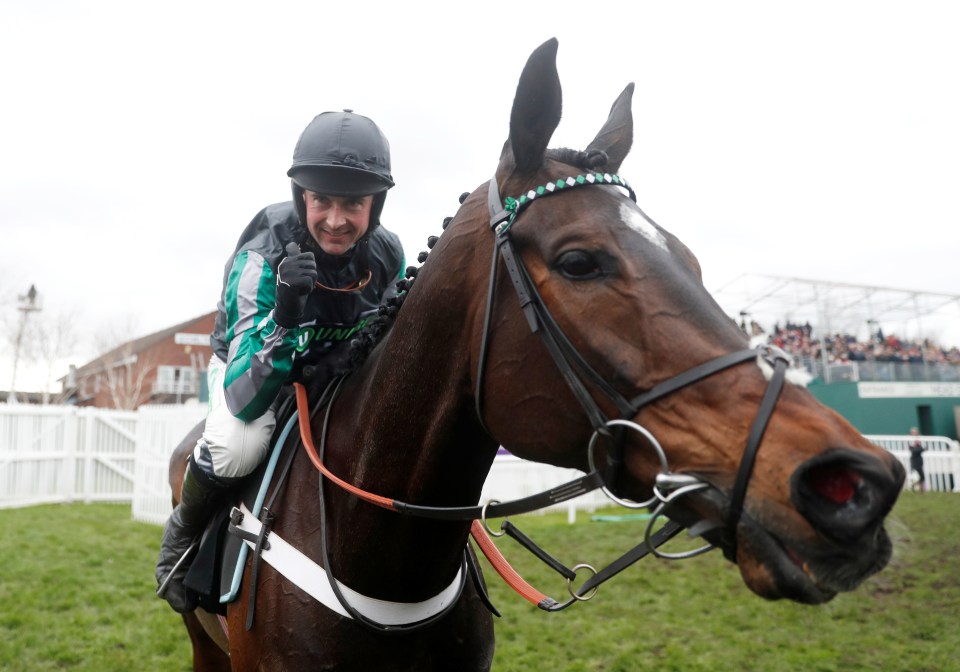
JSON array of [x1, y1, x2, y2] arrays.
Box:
[[858, 382, 960, 398], [295, 318, 370, 353]]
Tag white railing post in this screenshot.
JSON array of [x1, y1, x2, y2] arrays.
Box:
[[83, 408, 96, 504], [63, 407, 79, 503], [950, 441, 960, 492]]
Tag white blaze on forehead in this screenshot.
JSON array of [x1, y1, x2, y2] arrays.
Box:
[[620, 201, 668, 251]]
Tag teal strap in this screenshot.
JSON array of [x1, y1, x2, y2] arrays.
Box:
[[220, 410, 299, 604]]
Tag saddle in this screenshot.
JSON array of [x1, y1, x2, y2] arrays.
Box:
[[182, 391, 300, 617]]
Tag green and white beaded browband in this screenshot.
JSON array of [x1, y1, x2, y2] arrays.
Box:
[[495, 172, 636, 236]]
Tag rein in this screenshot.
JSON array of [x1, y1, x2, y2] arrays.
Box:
[[292, 381, 684, 612], [287, 170, 792, 626]]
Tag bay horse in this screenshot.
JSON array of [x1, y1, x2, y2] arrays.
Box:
[[171, 38, 904, 671]]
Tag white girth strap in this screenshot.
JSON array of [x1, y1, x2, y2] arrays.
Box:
[[233, 502, 464, 624]]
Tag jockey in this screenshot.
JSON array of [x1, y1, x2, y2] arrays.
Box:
[[156, 110, 405, 613]]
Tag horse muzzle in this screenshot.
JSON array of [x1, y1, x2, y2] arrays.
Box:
[[717, 446, 905, 604]]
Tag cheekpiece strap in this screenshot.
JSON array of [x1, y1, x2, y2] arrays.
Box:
[[494, 173, 636, 237]]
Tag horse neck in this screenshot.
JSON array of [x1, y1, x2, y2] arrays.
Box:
[[306, 218, 501, 593], [340, 208, 499, 489], [331, 329, 497, 502]]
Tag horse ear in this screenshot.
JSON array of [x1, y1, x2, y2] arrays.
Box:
[[506, 38, 562, 174], [585, 82, 634, 173]]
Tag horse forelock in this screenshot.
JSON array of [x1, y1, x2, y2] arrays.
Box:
[[546, 147, 609, 171]]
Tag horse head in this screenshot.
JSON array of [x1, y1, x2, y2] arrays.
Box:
[[448, 38, 905, 605]]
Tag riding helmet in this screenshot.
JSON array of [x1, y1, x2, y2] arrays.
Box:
[[288, 110, 394, 235]]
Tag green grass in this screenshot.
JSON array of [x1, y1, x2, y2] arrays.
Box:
[[0, 494, 956, 671], [0, 503, 191, 671], [485, 493, 959, 671]]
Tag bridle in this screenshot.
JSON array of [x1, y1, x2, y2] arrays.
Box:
[[288, 171, 792, 630], [476, 170, 792, 559]]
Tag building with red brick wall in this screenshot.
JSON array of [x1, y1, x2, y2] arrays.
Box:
[[61, 312, 217, 409]]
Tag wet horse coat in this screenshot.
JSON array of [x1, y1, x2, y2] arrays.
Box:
[[172, 38, 904, 671]]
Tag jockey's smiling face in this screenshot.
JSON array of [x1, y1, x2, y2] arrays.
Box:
[[303, 191, 374, 256]]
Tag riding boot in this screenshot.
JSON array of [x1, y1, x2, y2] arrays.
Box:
[[155, 457, 227, 613]]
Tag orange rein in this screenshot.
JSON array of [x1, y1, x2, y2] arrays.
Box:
[[469, 519, 551, 607], [292, 381, 550, 607], [294, 382, 395, 511]]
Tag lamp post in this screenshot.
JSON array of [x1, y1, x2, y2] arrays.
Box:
[[9, 285, 42, 404]]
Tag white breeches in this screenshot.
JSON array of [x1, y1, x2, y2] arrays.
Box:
[[193, 355, 276, 480]]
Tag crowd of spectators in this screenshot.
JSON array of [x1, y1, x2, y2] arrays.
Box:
[[739, 318, 960, 368]]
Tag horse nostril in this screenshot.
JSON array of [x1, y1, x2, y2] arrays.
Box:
[[792, 448, 900, 545], [805, 464, 863, 505]]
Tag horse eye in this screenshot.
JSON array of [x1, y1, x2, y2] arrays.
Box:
[[556, 250, 602, 279]]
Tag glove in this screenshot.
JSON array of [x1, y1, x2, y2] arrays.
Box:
[[274, 242, 317, 328]]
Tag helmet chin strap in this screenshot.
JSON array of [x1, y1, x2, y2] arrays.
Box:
[[368, 190, 387, 232]]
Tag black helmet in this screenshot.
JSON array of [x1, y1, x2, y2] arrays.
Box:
[[288, 110, 394, 235]]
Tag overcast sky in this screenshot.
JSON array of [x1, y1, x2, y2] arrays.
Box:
[[3, 1, 959, 392]]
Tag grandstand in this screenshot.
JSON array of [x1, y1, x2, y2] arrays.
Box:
[[711, 274, 960, 377]]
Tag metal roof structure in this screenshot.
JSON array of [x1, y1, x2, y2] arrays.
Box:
[[710, 274, 960, 345]]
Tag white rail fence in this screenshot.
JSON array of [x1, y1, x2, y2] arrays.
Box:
[[862, 434, 960, 493], [132, 404, 208, 525], [2, 403, 958, 522], [0, 404, 138, 508]]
